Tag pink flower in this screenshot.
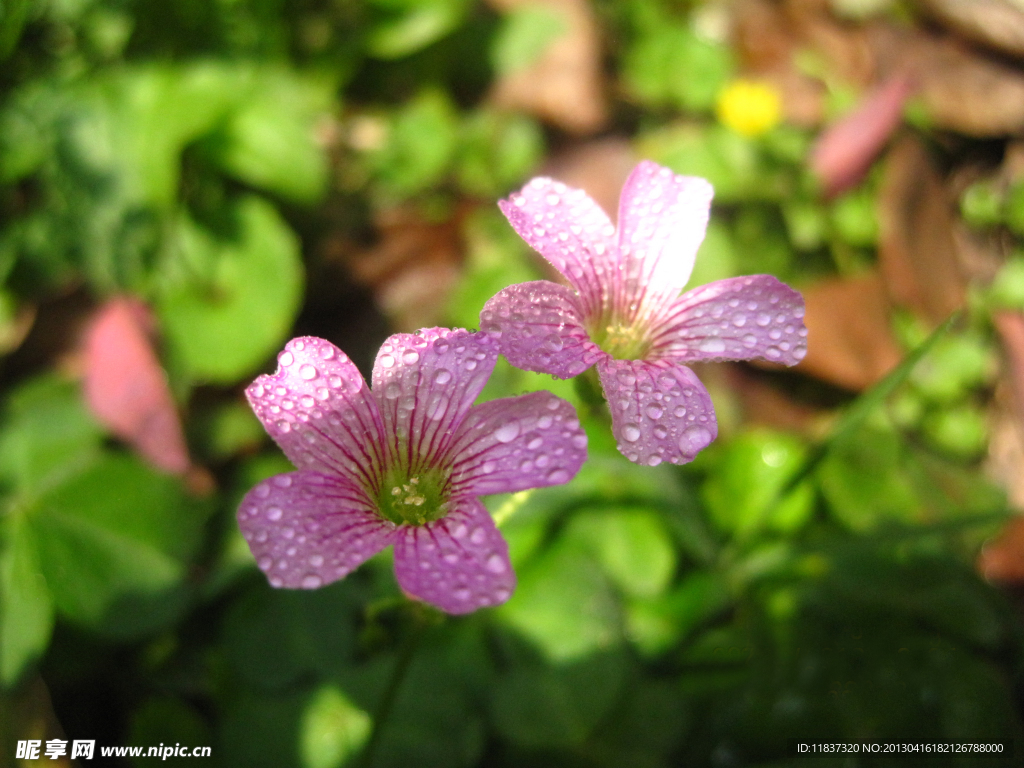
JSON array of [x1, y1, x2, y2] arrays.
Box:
[[237, 329, 586, 614], [481, 161, 807, 466]]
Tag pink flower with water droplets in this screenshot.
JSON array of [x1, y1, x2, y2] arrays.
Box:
[[237, 329, 586, 614], [481, 160, 807, 466]]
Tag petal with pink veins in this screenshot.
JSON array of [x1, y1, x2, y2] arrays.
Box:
[[446, 391, 587, 497], [597, 357, 717, 466], [392, 498, 515, 614], [372, 328, 498, 471], [480, 280, 605, 378], [247, 337, 387, 491], [615, 161, 714, 320], [650, 275, 807, 366], [238, 470, 397, 589], [499, 178, 618, 317]]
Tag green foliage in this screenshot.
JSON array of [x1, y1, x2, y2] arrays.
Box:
[[623, 22, 733, 112], [156, 195, 304, 384], [491, 4, 565, 76]]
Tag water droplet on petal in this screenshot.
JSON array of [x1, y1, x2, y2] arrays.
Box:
[[546, 468, 570, 483], [379, 354, 396, 368], [486, 554, 507, 573], [617, 369, 637, 386], [678, 425, 713, 456], [470, 527, 486, 545], [622, 424, 641, 442], [302, 574, 322, 589], [494, 420, 520, 443], [299, 364, 317, 380], [699, 337, 726, 355], [403, 350, 420, 364], [266, 506, 283, 521], [434, 368, 452, 385], [647, 455, 663, 466], [646, 404, 663, 419], [279, 351, 294, 367], [309, 555, 324, 567]]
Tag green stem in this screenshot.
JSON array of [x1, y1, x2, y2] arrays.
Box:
[[358, 606, 428, 768], [493, 490, 533, 527]]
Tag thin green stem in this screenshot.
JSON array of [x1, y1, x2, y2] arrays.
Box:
[[358, 606, 429, 768]]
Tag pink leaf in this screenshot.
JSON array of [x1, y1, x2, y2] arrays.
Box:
[[810, 75, 915, 198], [83, 297, 190, 474]]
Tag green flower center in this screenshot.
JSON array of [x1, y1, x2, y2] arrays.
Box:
[[589, 317, 652, 360], [377, 467, 450, 526]]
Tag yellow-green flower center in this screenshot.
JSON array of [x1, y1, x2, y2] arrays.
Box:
[[589, 318, 652, 360], [377, 467, 450, 526]]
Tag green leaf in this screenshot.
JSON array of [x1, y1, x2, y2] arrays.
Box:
[[0, 374, 102, 495], [371, 90, 459, 197], [908, 330, 996, 404], [702, 429, 813, 538], [491, 651, 627, 749], [961, 180, 1004, 229], [830, 186, 878, 247], [569, 508, 677, 598], [29, 454, 204, 633], [624, 24, 733, 112], [127, 698, 212, 767], [300, 685, 372, 768], [367, 0, 471, 59], [207, 71, 332, 203], [456, 110, 544, 198], [0, 516, 53, 687], [817, 422, 918, 531], [640, 124, 772, 204], [626, 570, 731, 657], [0, 0, 32, 59], [157, 195, 303, 384], [497, 537, 620, 662], [491, 4, 565, 75], [223, 581, 357, 690]]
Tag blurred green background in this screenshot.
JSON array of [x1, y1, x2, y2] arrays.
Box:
[[3, 0, 1024, 765]]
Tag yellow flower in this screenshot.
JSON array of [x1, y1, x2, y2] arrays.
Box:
[[715, 80, 782, 137]]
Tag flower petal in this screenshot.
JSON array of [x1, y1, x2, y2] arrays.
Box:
[[247, 337, 387, 490], [615, 161, 714, 320], [650, 275, 808, 366], [446, 391, 587, 496], [596, 357, 717, 466], [238, 470, 396, 589], [480, 280, 604, 378], [372, 328, 498, 472], [392, 497, 515, 614], [499, 177, 618, 316]]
